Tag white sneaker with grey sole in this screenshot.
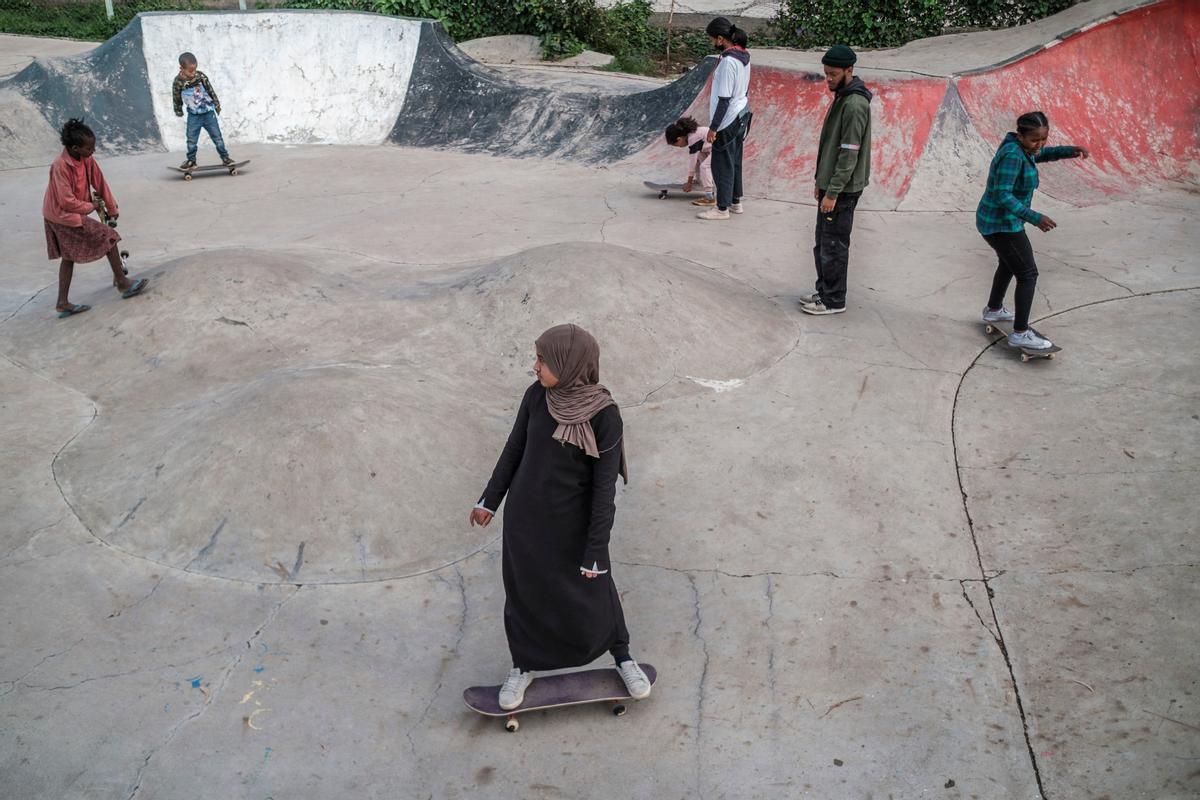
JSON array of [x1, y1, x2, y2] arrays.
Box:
[[696, 208, 730, 220], [617, 660, 652, 699], [729, 201, 744, 214], [1007, 328, 1054, 349], [498, 668, 533, 710], [800, 299, 846, 316], [982, 306, 1016, 323]]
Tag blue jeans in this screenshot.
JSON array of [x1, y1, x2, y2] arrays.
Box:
[[186, 110, 229, 162]]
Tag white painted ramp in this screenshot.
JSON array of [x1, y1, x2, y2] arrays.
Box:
[[140, 11, 421, 150]]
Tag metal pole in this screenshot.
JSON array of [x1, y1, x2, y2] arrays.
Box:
[[104, 0, 115, 20]]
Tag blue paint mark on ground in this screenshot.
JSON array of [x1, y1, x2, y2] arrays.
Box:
[[189, 676, 202, 688], [253, 666, 265, 673]]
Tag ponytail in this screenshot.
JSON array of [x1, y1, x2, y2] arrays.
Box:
[[729, 25, 749, 48], [706, 16, 748, 47], [665, 116, 699, 143]]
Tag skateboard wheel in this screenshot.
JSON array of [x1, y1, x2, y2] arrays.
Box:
[[184, 173, 193, 181], [120, 250, 130, 260], [230, 169, 238, 176], [1048, 353, 1055, 360], [504, 716, 519, 733], [612, 703, 626, 717], [658, 190, 667, 199], [1021, 354, 1031, 363], [984, 324, 995, 334]]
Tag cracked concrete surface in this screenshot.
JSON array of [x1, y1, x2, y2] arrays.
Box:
[[1, 109, 1198, 799]]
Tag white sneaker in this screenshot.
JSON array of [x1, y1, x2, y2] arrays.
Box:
[[800, 299, 846, 316], [1008, 328, 1054, 350], [982, 306, 1016, 323], [800, 290, 820, 305], [617, 660, 651, 699], [697, 208, 730, 220], [729, 201, 744, 214], [498, 668, 533, 710]]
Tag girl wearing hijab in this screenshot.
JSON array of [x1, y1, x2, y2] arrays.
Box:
[[469, 324, 650, 710]]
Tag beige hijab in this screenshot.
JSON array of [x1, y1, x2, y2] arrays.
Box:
[[536, 324, 628, 484]]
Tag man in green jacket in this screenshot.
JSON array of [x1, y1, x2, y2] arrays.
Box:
[[801, 44, 872, 316]]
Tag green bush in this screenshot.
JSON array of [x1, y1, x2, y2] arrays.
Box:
[[0, 0, 207, 41], [774, 0, 1078, 49]]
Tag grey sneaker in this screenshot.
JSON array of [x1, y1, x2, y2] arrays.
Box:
[[498, 668, 533, 710], [982, 306, 1016, 323], [617, 660, 652, 699], [1008, 328, 1053, 350], [179, 159, 196, 170], [221, 155, 235, 166], [729, 201, 744, 214], [800, 290, 820, 305], [800, 299, 846, 316]]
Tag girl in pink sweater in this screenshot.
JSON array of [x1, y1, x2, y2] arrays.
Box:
[[43, 118, 147, 318], [665, 117, 715, 207]]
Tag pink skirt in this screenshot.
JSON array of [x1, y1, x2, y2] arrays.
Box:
[[45, 217, 121, 263]]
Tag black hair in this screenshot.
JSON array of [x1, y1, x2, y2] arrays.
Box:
[[1016, 111, 1049, 134], [60, 117, 95, 149], [179, 51, 197, 67], [664, 116, 699, 143], [705, 16, 749, 47]]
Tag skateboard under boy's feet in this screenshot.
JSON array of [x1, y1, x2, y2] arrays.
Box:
[[168, 159, 250, 180], [982, 320, 1062, 362], [463, 663, 657, 733]]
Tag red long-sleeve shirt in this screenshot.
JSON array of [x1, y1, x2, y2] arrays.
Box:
[[42, 149, 117, 227]]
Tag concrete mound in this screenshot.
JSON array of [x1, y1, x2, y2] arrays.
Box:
[[14, 243, 793, 583]]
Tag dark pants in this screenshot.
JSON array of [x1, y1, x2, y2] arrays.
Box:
[[812, 190, 861, 309], [983, 230, 1038, 331], [186, 110, 229, 162], [710, 115, 747, 211]]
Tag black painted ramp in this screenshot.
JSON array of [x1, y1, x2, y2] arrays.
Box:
[[389, 23, 715, 163]]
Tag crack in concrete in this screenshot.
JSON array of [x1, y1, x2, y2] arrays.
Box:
[[125, 587, 297, 800], [614, 559, 967, 584], [1, 637, 85, 693], [0, 516, 67, 563], [406, 565, 468, 763], [108, 574, 168, 620], [0, 281, 53, 326], [686, 572, 709, 800]]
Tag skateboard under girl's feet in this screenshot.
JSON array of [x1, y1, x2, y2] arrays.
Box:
[[463, 663, 657, 732], [983, 320, 1062, 362], [168, 159, 250, 181]]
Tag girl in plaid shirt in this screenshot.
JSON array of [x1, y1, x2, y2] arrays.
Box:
[[977, 111, 1089, 350]]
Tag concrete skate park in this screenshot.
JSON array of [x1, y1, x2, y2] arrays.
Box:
[[1, 0, 1197, 796]]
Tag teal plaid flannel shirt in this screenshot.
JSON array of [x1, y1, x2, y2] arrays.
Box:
[[976, 133, 1078, 236]]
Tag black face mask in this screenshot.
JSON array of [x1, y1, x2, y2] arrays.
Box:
[[713, 43, 726, 52]]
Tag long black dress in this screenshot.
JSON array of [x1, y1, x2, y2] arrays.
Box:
[[479, 382, 630, 671]]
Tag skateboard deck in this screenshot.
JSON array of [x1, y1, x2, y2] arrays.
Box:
[[643, 180, 706, 200], [464, 663, 657, 732], [983, 321, 1062, 362], [168, 160, 249, 180], [91, 192, 129, 279]]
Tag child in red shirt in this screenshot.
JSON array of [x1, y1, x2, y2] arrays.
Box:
[[43, 118, 147, 318]]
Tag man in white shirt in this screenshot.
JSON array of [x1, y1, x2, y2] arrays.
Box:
[[698, 16, 752, 221]]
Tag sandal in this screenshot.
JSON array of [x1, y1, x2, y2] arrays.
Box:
[[121, 278, 148, 299], [57, 303, 91, 318]]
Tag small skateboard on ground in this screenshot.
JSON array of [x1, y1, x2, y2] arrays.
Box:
[[92, 192, 130, 281], [983, 320, 1062, 362], [463, 663, 657, 732], [168, 160, 249, 181], [643, 180, 707, 200]]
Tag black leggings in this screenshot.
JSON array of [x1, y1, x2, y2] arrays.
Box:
[[983, 230, 1038, 331]]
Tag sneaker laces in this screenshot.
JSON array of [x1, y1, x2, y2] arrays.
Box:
[[501, 669, 526, 693]]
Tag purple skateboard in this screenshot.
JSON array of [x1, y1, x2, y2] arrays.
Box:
[[463, 663, 657, 732]]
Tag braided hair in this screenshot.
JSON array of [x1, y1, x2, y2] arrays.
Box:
[[59, 117, 95, 149], [1016, 111, 1049, 134]]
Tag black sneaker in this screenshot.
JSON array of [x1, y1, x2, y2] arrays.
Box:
[[179, 159, 196, 170], [800, 299, 846, 316]]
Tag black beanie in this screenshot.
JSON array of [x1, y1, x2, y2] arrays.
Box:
[[822, 44, 856, 68]]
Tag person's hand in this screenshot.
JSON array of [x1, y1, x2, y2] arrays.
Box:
[[215, 106, 221, 115], [706, 129, 716, 144], [819, 195, 837, 214], [469, 507, 493, 527], [1074, 146, 1090, 159], [580, 567, 599, 579], [110, 213, 119, 221], [1036, 215, 1057, 232], [175, 111, 184, 118], [683, 177, 694, 193], [813, 186, 821, 201]]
